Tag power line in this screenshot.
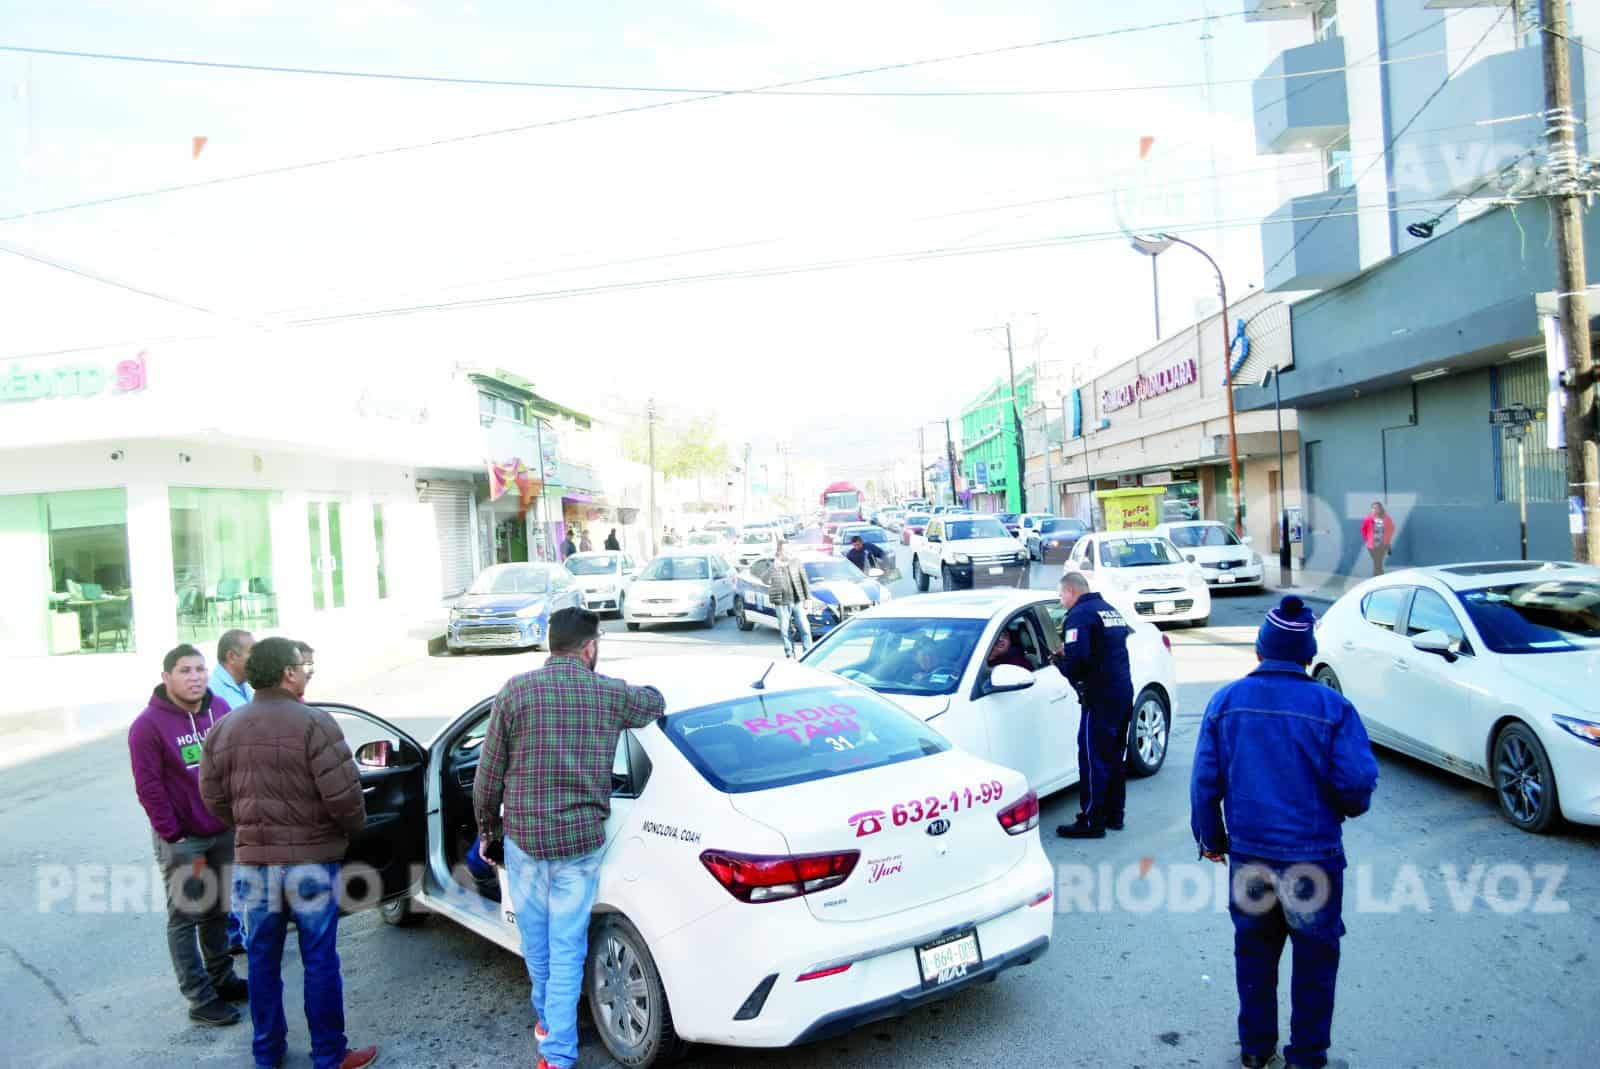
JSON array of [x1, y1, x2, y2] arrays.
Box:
[[0, 243, 223, 318], [0, 11, 1259, 226], [1263, 4, 1512, 282]]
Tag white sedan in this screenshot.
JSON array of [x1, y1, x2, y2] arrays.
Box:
[[623, 551, 737, 630], [1156, 521, 1265, 590], [1061, 531, 1213, 627], [801, 588, 1179, 792], [563, 550, 640, 615], [1311, 561, 1600, 832], [328, 656, 1054, 1066]]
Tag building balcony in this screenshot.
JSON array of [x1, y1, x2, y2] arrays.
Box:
[[1242, 0, 1317, 20], [1253, 36, 1349, 154], [1262, 191, 1361, 292]]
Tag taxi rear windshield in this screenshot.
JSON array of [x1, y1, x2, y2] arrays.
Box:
[[662, 685, 949, 793]]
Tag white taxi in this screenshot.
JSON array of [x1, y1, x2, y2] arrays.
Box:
[[333, 656, 1054, 1066], [1062, 531, 1212, 627], [801, 589, 1179, 790]]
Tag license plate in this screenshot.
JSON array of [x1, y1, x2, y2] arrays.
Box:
[[917, 930, 982, 987], [1217, 575, 1235, 584], [987, 566, 1005, 575], [1155, 600, 1177, 614]]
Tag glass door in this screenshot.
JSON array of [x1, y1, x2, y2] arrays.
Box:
[[307, 501, 346, 611]]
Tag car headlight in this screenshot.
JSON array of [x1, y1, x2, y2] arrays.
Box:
[[1252, 553, 1263, 565], [952, 553, 971, 565], [514, 602, 547, 618], [1014, 550, 1028, 563], [1554, 714, 1600, 746]]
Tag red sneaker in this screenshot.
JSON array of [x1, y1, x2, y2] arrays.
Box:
[[339, 1047, 379, 1069]]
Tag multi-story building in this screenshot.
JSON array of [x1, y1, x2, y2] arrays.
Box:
[[959, 363, 1065, 513], [1240, 0, 1600, 573]]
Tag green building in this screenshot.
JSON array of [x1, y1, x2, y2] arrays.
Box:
[[959, 366, 1036, 513]]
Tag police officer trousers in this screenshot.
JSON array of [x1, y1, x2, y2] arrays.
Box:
[[1076, 694, 1132, 828]]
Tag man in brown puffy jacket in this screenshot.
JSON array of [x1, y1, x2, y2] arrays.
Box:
[[200, 637, 378, 1069]]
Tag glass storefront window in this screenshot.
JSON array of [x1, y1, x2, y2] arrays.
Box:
[[170, 488, 277, 643], [374, 504, 389, 600], [1214, 467, 1248, 532], [48, 489, 134, 654], [307, 500, 346, 612], [1160, 481, 1202, 524]]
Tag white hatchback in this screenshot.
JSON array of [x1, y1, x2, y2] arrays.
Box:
[[801, 588, 1179, 792], [1062, 531, 1213, 627], [1311, 561, 1600, 832], [329, 656, 1054, 1066]]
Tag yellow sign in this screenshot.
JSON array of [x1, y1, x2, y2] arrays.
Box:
[[1094, 487, 1165, 531]]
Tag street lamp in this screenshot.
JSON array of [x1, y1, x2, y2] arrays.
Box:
[[1262, 366, 1294, 589], [1129, 232, 1244, 537]]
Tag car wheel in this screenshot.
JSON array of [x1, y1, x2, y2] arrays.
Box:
[[615, 593, 626, 619], [1313, 665, 1342, 694], [587, 914, 686, 1068], [735, 598, 754, 631], [1493, 722, 1561, 833], [701, 597, 718, 629], [913, 557, 929, 592], [626, 621, 641, 632], [1126, 687, 1170, 777], [379, 895, 427, 928], [940, 564, 959, 590]]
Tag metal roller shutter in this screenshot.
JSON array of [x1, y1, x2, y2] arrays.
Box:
[[422, 482, 475, 597]]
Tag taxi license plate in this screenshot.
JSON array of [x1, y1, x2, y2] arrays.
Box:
[[1155, 600, 1177, 614], [987, 566, 1005, 575], [917, 930, 982, 988], [1217, 575, 1235, 584]]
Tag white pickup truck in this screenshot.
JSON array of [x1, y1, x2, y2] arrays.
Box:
[[909, 513, 1030, 591]]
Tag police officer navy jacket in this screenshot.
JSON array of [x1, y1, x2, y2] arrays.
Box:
[[1053, 590, 1134, 708]]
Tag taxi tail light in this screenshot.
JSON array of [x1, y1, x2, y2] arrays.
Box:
[[997, 791, 1039, 836], [699, 849, 860, 904]]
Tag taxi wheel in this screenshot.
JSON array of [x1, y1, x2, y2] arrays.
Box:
[[379, 895, 427, 928], [1126, 687, 1170, 778], [735, 598, 754, 631], [626, 622, 641, 632], [587, 915, 686, 1067]]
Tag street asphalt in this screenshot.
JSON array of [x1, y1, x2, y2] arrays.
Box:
[[2, 548, 1596, 1068]]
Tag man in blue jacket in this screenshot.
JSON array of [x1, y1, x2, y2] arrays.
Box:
[[1191, 596, 1378, 1069], [1051, 571, 1134, 839]]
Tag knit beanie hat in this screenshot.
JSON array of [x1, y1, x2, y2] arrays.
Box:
[[1257, 595, 1318, 664]]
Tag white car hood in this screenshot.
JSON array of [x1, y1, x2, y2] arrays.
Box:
[[1181, 545, 1253, 565], [1497, 650, 1600, 715], [571, 574, 621, 591], [947, 537, 1022, 555], [877, 692, 952, 722], [629, 579, 707, 599], [1105, 566, 1196, 590]]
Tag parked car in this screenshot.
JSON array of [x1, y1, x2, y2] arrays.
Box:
[[1015, 512, 1054, 546], [1156, 521, 1265, 590], [352, 655, 1053, 1067], [446, 563, 584, 653], [563, 551, 639, 616], [1311, 561, 1600, 832], [802, 588, 1178, 792], [911, 515, 1029, 592], [733, 527, 779, 568], [623, 551, 737, 631], [734, 553, 893, 640], [1061, 532, 1212, 627], [900, 512, 932, 545], [1026, 517, 1090, 563], [996, 513, 1021, 537]]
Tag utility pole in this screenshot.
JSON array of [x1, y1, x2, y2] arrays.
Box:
[[918, 427, 928, 501], [1004, 323, 1028, 514], [741, 442, 752, 528], [1542, 0, 1598, 562], [1040, 399, 1054, 516], [944, 418, 959, 508], [646, 398, 658, 557]]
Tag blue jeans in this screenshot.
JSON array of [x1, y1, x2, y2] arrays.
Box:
[[229, 870, 248, 948], [1229, 855, 1346, 1069], [775, 602, 812, 658], [236, 863, 348, 1069], [504, 836, 602, 1069]]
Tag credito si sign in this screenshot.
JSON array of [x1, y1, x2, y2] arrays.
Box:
[[1, 352, 149, 404]]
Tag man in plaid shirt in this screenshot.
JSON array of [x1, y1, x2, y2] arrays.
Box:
[[473, 607, 665, 1069]]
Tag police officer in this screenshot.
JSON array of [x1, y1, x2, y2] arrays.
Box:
[[1051, 571, 1133, 839]]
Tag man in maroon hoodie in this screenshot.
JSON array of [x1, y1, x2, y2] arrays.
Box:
[[129, 643, 248, 1027]]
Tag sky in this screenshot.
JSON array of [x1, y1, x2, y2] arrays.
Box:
[[1, 1, 1313, 479]]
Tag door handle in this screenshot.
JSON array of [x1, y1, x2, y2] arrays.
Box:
[[1342, 641, 1355, 651], [1393, 658, 1410, 671]]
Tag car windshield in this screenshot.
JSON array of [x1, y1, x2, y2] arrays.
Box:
[[840, 527, 890, 544], [1456, 580, 1600, 653], [662, 685, 950, 793], [906, 513, 930, 526], [687, 532, 726, 546], [640, 556, 709, 581], [945, 518, 1008, 540], [804, 617, 987, 696], [998, 513, 1019, 524], [804, 560, 865, 584], [1167, 524, 1239, 548], [826, 510, 858, 524], [468, 565, 554, 595], [739, 531, 774, 544], [1040, 518, 1085, 535], [564, 555, 621, 576], [1101, 537, 1184, 567]]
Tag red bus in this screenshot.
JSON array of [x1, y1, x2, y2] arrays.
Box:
[[820, 481, 863, 521]]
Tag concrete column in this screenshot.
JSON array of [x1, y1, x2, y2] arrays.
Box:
[[125, 481, 178, 657]]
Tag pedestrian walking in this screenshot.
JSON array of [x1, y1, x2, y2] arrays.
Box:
[[473, 608, 666, 1069], [1360, 501, 1394, 576], [844, 534, 886, 573], [560, 529, 577, 561], [1191, 596, 1379, 1069], [209, 629, 254, 954], [129, 644, 248, 1027], [604, 528, 621, 551], [1051, 571, 1134, 838], [766, 540, 814, 659], [578, 528, 593, 552], [199, 638, 378, 1069]]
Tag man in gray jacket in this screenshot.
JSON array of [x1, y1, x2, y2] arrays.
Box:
[[766, 540, 813, 658], [200, 637, 378, 1069]]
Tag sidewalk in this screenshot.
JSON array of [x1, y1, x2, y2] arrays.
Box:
[[1264, 565, 1361, 609]]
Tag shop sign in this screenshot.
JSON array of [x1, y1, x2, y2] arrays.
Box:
[[1140, 471, 1173, 487], [2, 352, 148, 404], [1100, 357, 1198, 413]]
